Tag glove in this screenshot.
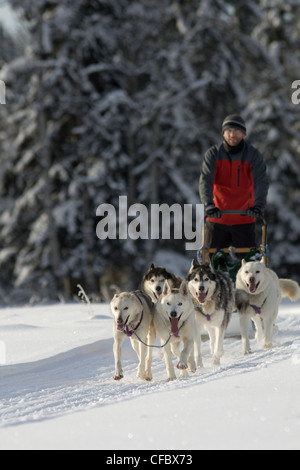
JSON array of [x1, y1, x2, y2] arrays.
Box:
[[247, 206, 263, 218], [206, 206, 221, 219]]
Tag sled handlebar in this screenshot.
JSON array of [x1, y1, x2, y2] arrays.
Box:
[[217, 210, 267, 225], [203, 209, 268, 255]]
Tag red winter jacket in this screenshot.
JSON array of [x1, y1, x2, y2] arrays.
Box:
[[199, 140, 269, 225]]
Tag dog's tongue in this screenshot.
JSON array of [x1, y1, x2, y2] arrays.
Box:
[[170, 317, 179, 337], [197, 293, 207, 304], [249, 283, 257, 294]]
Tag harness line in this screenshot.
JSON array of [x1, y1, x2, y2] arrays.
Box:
[[132, 331, 172, 349]]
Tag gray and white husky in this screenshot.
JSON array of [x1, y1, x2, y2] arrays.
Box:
[[187, 260, 235, 366], [141, 264, 182, 303], [236, 260, 300, 354], [155, 280, 196, 381], [110, 290, 156, 381]]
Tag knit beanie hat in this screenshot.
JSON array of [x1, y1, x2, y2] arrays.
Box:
[[222, 114, 247, 134]]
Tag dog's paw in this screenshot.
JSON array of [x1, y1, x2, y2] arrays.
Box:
[[167, 375, 177, 382], [243, 349, 252, 355], [113, 374, 124, 381], [212, 356, 220, 365], [177, 361, 188, 370], [264, 342, 273, 349], [140, 374, 152, 382], [188, 359, 197, 373], [196, 359, 204, 368]]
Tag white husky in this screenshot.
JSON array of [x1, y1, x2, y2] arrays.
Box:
[[155, 280, 196, 381], [236, 260, 300, 354], [110, 291, 155, 381]]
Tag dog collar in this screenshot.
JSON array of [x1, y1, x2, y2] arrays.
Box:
[[197, 305, 211, 321], [250, 297, 267, 315], [193, 298, 211, 321]]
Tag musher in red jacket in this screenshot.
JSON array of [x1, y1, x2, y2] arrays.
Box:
[[199, 114, 269, 249]]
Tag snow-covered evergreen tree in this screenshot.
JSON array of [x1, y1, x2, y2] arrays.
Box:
[[0, 0, 299, 303], [244, 0, 300, 277]]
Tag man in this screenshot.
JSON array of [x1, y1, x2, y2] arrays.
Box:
[[199, 114, 269, 249]]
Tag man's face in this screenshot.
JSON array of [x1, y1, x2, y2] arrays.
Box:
[[223, 127, 245, 146]]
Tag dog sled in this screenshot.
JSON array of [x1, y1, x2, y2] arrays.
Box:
[[196, 210, 268, 337], [197, 210, 268, 284]]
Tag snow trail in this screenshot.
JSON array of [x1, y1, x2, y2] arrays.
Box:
[[0, 302, 300, 450], [0, 305, 299, 428]]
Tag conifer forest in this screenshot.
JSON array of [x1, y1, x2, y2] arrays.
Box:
[[0, 0, 299, 304]]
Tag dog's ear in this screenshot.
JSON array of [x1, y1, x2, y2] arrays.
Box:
[[260, 258, 266, 265], [162, 279, 171, 296], [179, 280, 188, 296], [189, 259, 198, 272], [242, 259, 246, 266], [149, 263, 155, 271]]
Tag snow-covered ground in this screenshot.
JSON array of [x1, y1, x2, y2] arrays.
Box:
[[0, 300, 300, 450]]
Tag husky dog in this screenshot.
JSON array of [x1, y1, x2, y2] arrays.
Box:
[[142, 264, 182, 303], [236, 260, 300, 354], [110, 290, 156, 381], [187, 260, 235, 366], [155, 280, 196, 381]]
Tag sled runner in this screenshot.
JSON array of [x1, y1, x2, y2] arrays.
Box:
[[197, 210, 268, 283]]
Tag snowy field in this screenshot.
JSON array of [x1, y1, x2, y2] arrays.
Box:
[[0, 300, 300, 450]]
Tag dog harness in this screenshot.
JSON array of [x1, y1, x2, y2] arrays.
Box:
[[122, 292, 145, 337], [197, 305, 211, 322], [250, 297, 267, 316], [192, 298, 211, 321]]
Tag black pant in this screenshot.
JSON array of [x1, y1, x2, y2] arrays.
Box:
[[204, 222, 256, 250]]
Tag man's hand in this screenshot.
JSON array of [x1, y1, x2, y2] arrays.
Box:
[[206, 206, 221, 218], [247, 206, 263, 218]]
